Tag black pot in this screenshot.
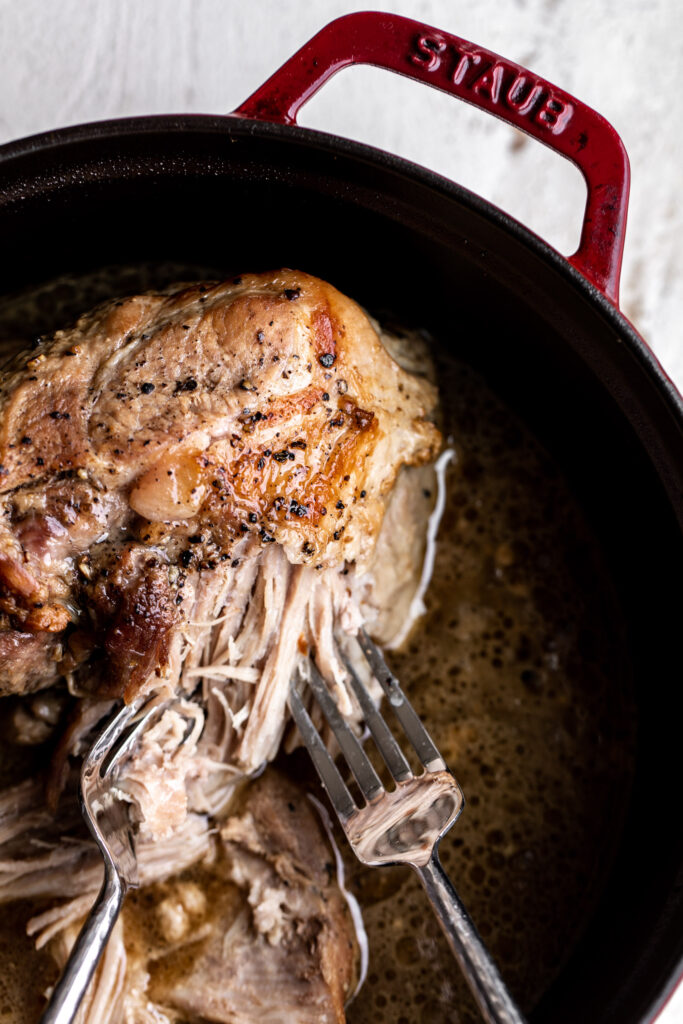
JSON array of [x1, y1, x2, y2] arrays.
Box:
[[1, 13, 681, 1024]]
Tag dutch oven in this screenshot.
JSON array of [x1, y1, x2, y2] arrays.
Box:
[[0, 12, 681, 1023]]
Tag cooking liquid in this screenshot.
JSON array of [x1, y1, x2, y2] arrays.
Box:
[[0, 270, 636, 1023], [341, 354, 635, 1023]]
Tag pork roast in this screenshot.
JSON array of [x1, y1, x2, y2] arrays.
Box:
[[0, 269, 443, 1021], [0, 269, 438, 701]]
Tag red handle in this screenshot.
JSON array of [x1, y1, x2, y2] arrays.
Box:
[[234, 11, 629, 305]]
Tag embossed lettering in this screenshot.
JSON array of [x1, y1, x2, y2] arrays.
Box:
[[535, 95, 573, 134], [472, 62, 506, 103], [468, 60, 495, 90], [505, 75, 544, 115], [452, 52, 485, 86], [410, 33, 447, 71], [406, 39, 573, 136]]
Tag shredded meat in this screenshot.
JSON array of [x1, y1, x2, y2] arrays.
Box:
[[156, 771, 356, 1024], [0, 271, 443, 1021], [0, 269, 439, 701], [0, 769, 356, 1024]]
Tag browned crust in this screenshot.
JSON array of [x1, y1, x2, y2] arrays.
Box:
[[0, 629, 61, 696], [97, 556, 178, 701], [0, 269, 441, 699]]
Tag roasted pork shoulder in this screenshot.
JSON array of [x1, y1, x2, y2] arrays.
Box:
[[0, 269, 442, 1021], [0, 270, 438, 692]]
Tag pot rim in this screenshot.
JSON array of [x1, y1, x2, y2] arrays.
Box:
[[2, 110, 681, 424], [2, 110, 683, 1022]]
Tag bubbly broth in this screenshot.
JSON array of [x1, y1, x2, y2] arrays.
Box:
[[0, 269, 635, 1023], [342, 353, 635, 1023]]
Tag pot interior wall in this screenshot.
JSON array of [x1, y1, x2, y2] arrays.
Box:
[[1, 118, 682, 1023]]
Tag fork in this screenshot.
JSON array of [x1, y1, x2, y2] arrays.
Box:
[[40, 694, 168, 1024], [289, 629, 527, 1024]]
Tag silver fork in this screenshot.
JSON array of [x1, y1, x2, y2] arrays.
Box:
[[289, 629, 527, 1024], [40, 694, 168, 1024]]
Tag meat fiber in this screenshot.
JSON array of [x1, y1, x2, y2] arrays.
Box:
[[0, 769, 357, 1024], [0, 270, 440, 786], [0, 270, 439, 701], [158, 771, 357, 1024], [0, 270, 442, 1021]]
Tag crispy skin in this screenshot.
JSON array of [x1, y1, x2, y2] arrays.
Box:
[[0, 270, 440, 697]]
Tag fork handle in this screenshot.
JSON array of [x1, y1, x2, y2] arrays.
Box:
[[40, 861, 126, 1024], [414, 854, 527, 1024]]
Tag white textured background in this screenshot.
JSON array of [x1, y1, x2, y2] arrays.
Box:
[[0, 0, 681, 1019]]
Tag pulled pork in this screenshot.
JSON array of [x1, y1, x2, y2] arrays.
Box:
[[0, 270, 441, 1021]]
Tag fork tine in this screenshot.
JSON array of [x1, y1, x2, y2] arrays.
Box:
[[81, 695, 164, 785], [339, 650, 413, 783], [357, 630, 446, 773], [81, 697, 146, 783], [99, 697, 168, 778], [80, 695, 173, 894], [305, 661, 384, 802], [289, 677, 358, 821]]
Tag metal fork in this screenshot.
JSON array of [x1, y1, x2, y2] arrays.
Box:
[[289, 629, 527, 1024], [40, 694, 168, 1024]]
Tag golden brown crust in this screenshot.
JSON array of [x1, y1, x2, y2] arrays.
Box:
[[100, 555, 178, 702], [0, 270, 441, 696], [0, 270, 439, 566]]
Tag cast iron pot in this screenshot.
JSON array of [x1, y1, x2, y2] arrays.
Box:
[[0, 12, 681, 1023]]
